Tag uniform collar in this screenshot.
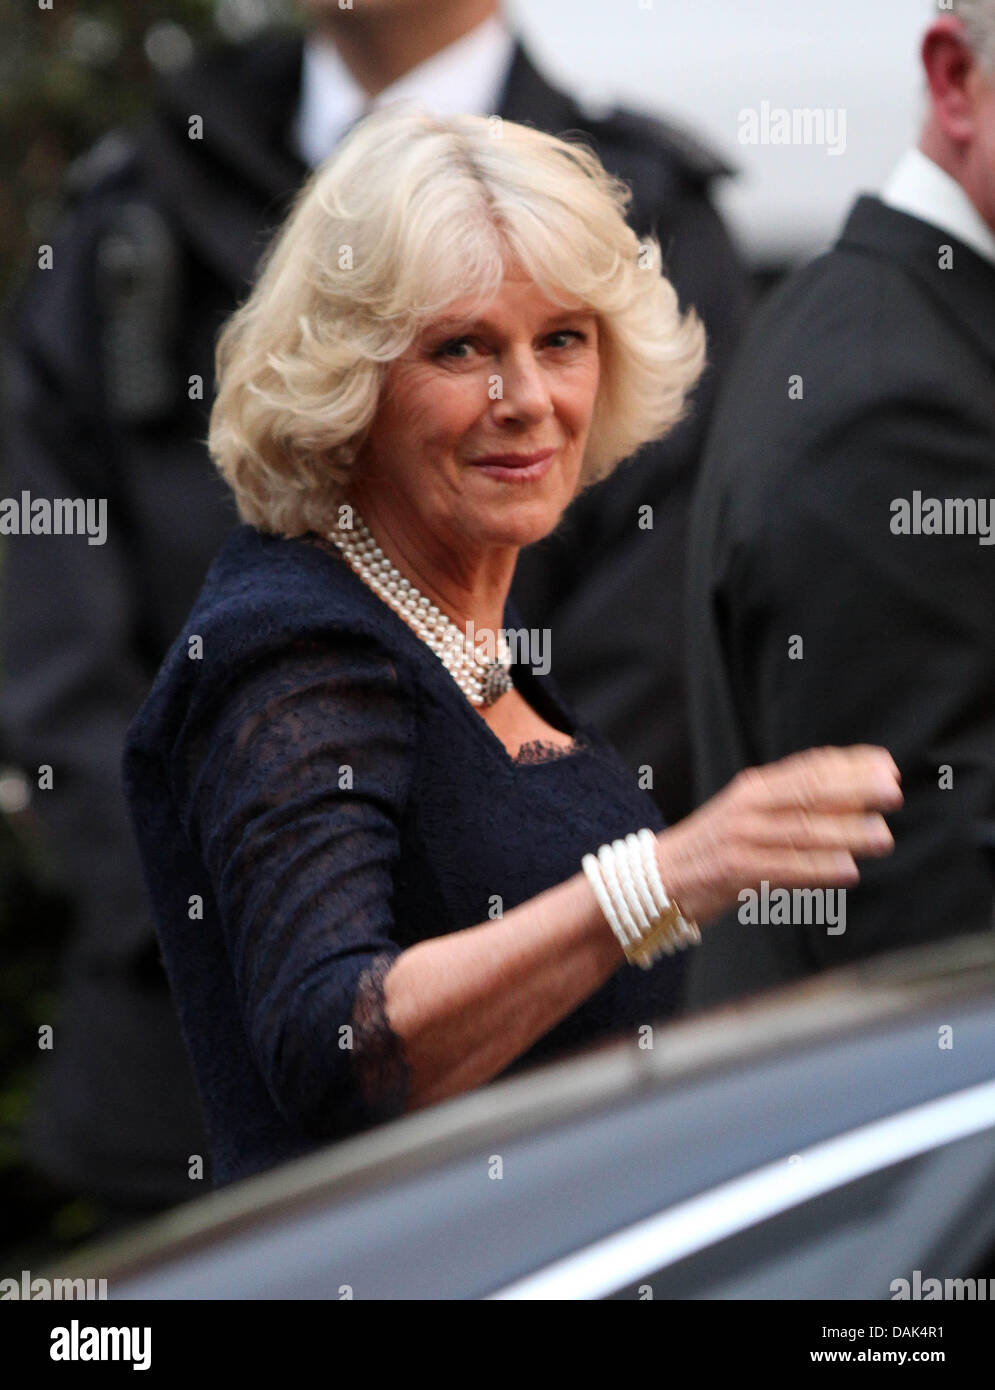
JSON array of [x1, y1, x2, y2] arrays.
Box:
[[138, 26, 565, 294], [137, 28, 659, 296], [881, 147, 995, 270], [292, 14, 517, 168]]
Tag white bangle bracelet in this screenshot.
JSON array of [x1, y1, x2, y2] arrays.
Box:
[[621, 833, 663, 925], [611, 837, 653, 934], [603, 840, 652, 945], [596, 843, 641, 947], [583, 829, 701, 968], [636, 828, 671, 913], [635, 829, 699, 945], [614, 836, 678, 964], [581, 852, 627, 947]]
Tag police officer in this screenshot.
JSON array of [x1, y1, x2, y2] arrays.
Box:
[[0, 1, 751, 1226]]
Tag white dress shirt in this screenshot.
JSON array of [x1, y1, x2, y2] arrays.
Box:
[[291, 13, 517, 169], [881, 146, 995, 268]]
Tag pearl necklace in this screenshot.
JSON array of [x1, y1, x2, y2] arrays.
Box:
[[328, 512, 514, 707]]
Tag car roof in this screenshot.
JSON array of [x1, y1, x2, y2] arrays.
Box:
[[46, 931, 995, 1291]]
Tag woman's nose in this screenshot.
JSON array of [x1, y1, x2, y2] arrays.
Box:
[[489, 350, 554, 423]]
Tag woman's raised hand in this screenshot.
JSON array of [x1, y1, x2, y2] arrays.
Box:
[[656, 745, 904, 926]]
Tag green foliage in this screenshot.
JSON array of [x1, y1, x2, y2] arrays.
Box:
[[0, 0, 297, 307]]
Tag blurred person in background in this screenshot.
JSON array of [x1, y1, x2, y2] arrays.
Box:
[[0, 1, 749, 1234], [683, 0, 995, 1012]]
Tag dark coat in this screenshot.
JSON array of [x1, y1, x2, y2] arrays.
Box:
[[683, 194, 995, 1012], [0, 26, 749, 1202]]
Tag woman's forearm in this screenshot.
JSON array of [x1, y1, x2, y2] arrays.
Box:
[[381, 866, 630, 1110], [382, 825, 720, 1113], [379, 745, 903, 1113]]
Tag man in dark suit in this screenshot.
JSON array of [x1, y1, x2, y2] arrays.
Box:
[[683, 0, 995, 1012], [0, 0, 749, 1224]]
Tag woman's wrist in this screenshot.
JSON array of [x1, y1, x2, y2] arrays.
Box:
[[651, 818, 725, 929]]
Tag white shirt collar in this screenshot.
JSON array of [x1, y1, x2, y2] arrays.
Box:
[[291, 14, 516, 169], [880, 147, 995, 268]]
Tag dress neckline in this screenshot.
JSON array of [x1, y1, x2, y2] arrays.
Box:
[[502, 659, 591, 766], [295, 529, 593, 770]]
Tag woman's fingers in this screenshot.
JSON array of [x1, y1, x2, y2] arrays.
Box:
[[735, 745, 903, 814], [742, 809, 894, 857], [735, 849, 861, 891], [667, 743, 904, 924]]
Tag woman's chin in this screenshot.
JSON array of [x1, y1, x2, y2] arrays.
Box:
[[465, 479, 577, 548], [472, 501, 567, 551]]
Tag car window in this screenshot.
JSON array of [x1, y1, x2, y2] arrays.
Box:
[[611, 1125, 995, 1300]]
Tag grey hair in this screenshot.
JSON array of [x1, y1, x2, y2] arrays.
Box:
[[944, 0, 995, 73]]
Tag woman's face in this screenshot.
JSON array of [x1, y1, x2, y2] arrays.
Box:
[[350, 268, 600, 562]]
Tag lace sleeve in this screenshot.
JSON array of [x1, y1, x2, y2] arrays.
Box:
[[170, 630, 417, 1139]]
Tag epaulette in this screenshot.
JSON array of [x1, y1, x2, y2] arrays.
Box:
[[63, 129, 140, 202], [576, 98, 736, 183]]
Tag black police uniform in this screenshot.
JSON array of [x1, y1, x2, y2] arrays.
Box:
[[0, 26, 751, 1210]]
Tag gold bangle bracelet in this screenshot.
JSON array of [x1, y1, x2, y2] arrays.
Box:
[[627, 896, 699, 969]]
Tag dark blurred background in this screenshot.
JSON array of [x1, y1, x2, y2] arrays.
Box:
[[0, 0, 297, 1273]]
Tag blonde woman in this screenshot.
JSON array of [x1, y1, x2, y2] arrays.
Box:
[[123, 105, 902, 1188]]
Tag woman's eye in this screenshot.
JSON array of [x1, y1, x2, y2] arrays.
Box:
[[434, 337, 476, 360], [432, 329, 587, 359], [547, 330, 587, 348]]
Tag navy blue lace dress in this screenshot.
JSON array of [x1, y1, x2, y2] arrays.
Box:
[[122, 523, 683, 1188]]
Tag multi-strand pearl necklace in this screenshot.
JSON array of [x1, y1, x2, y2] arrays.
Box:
[[328, 512, 514, 708]]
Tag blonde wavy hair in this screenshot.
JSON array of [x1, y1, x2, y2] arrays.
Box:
[[207, 101, 707, 538]]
